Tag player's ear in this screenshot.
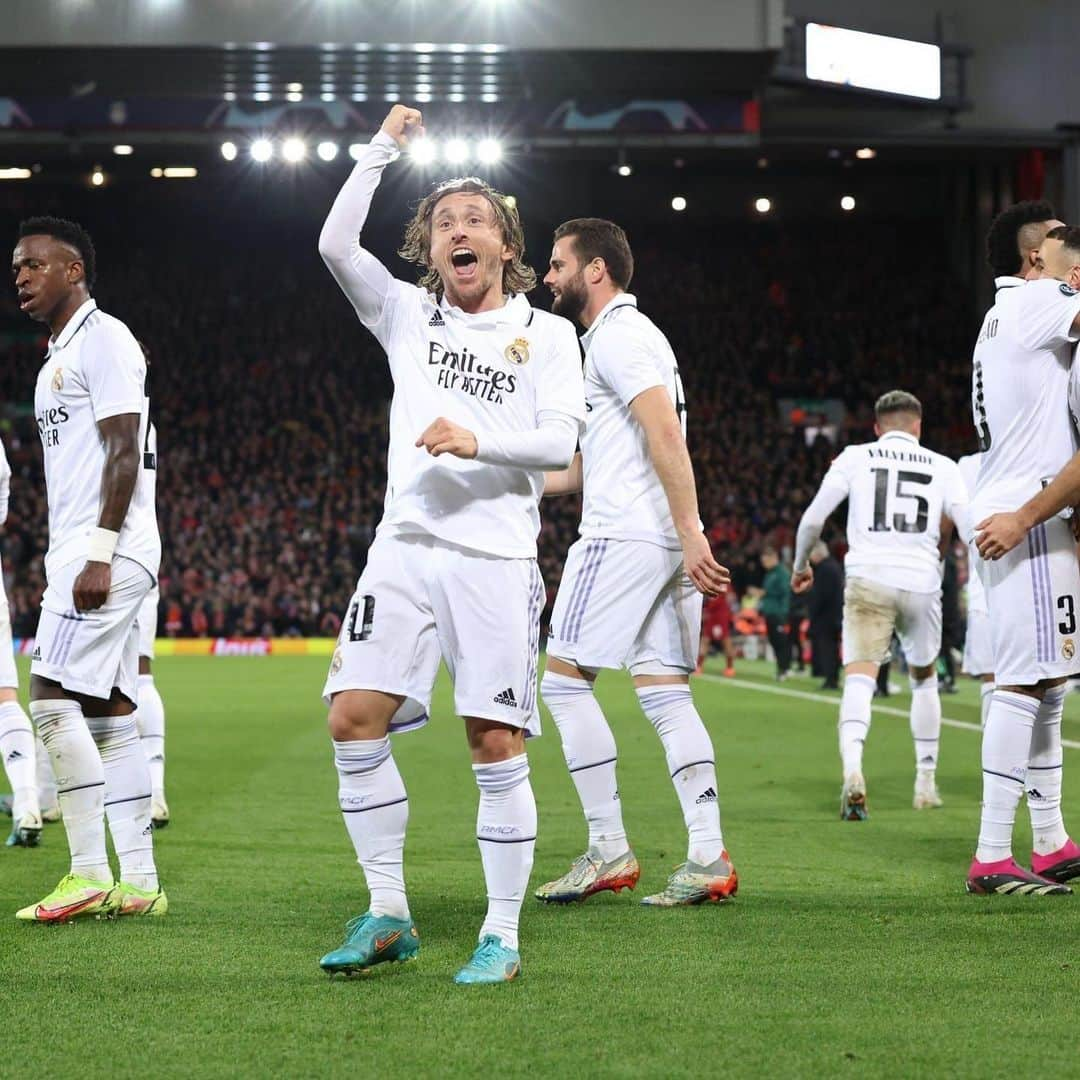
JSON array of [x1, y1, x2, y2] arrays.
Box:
[[873, 422, 882, 438]]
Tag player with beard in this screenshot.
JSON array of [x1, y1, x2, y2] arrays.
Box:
[[538, 217, 736, 907], [316, 106, 585, 983]]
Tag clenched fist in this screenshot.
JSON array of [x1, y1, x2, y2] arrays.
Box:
[[380, 104, 424, 148], [416, 417, 478, 459]]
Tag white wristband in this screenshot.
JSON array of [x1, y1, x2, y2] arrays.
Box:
[[87, 527, 119, 564]]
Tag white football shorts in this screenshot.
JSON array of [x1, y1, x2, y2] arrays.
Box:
[[546, 537, 702, 675], [0, 556, 18, 690], [962, 609, 994, 677], [31, 555, 154, 703], [841, 576, 941, 668], [977, 515, 1080, 686], [137, 584, 159, 660], [323, 531, 545, 735]]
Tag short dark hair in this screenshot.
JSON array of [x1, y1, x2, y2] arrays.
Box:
[[985, 200, 1057, 278], [553, 217, 634, 290], [17, 215, 97, 290], [875, 389, 922, 420], [1046, 224, 1080, 261]]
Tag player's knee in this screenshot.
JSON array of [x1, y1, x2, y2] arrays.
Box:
[[539, 668, 594, 707], [466, 718, 525, 762], [910, 664, 937, 684], [327, 693, 391, 742]]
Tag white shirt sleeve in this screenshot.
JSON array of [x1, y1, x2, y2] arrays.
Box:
[[1018, 280, 1080, 350], [534, 315, 588, 425], [590, 321, 665, 407], [473, 413, 579, 470], [942, 460, 972, 544], [83, 323, 146, 423], [793, 454, 852, 572], [0, 439, 10, 526], [317, 132, 407, 348]]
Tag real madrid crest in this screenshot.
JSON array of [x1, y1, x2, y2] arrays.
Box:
[[1063, 638, 1075, 661], [51, 367, 64, 392], [504, 337, 530, 365], [330, 647, 343, 676]]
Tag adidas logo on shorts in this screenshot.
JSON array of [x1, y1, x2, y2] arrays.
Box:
[[695, 786, 718, 804], [428, 310, 445, 327], [7, 749, 24, 762], [493, 687, 518, 707], [31, 647, 41, 661]]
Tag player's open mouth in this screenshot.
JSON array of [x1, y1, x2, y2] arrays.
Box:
[[450, 247, 478, 277], [18, 293, 34, 311]]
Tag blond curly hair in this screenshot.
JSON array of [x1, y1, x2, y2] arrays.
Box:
[[398, 177, 537, 299]]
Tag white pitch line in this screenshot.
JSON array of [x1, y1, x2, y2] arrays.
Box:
[[696, 673, 1080, 751]]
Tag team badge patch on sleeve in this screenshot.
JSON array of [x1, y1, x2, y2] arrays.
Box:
[[1063, 639, 1075, 661], [504, 338, 530, 365], [51, 367, 64, 391]]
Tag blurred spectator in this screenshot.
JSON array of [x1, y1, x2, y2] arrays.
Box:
[[756, 547, 791, 680], [808, 542, 844, 690]]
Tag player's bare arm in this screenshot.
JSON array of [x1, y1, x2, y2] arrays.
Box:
[[976, 449, 1080, 560], [543, 452, 583, 497], [629, 386, 729, 597], [74, 412, 141, 613]]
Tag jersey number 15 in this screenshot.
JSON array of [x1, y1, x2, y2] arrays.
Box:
[[870, 468, 931, 534]]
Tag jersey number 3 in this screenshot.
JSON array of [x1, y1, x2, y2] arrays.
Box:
[[870, 468, 931, 534]]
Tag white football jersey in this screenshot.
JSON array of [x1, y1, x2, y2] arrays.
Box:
[[34, 299, 161, 579], [957, 452, 986, 615], [0, 436, 9, 526], [819, 430, 968, 593], [971, 276, 1080, 519], [367, 287, 585, 559], [578, 293, 689, 548]]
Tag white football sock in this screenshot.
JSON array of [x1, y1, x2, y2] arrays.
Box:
[[838, 674, 875, 777], [31, 700, 111, 883], [976, 690, 1038, 863], [87, 712, 157, 890], [636, 685, 724, 866], [136, 674, 166, 801], [540, 671, 627, 861], [0, 700, 39, 821], [980, 681, 995, 730], [474, 754, 536, 951], [334, 738, 409, 920], [35, 733, 58, 810], [909, 673, 941, 774], [1027, 684, 1068, 856]]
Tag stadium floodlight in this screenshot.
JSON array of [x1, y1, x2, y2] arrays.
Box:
[[617, 164, 632, 177], [855, 146, 876, 160], [316, 141, 339, 162], [282, 137, 307, 163], [250, 138, 274, 163], [163, 167, 198, 179], [254, 91, 271, 102], [754, 197, 772, 213], [476, 138, 502, 165], [841, 195, 856, 211], [220, 141, 238, 161], [286, 82, 303, 93], [671, 195, 687, 212], [150, 167, 163, 178], [286, 92, 303, 103], [90, 167, 105, 187], [113, 144, 134, 156], [444, 138, 469, 165], [0, 168, 32, 180], [411, 138, 438, 165]]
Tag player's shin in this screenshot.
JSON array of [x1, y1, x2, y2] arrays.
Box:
[[35, 733, 58, 813], [976, 690, 1038, 862], [87, 712, 157, 890], [1027, 684, 1068, 856], [540, 671, 627, 860], [838, 673, 875, 776], [636, 685, 724, 865], [136, 673, 166, 802], [31, 699, 111, 883], [474, 754, 536, 951], [334, 737, 409, 919], [0, 700, 39, 822]]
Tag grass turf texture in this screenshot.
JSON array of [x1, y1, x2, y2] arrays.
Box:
[[4, 655, 1079, 1078]]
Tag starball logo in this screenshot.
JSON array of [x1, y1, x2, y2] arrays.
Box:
[[428, 342, 519, 405]]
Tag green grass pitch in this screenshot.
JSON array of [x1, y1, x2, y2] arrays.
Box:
[[3, 655, 1079, 1078]]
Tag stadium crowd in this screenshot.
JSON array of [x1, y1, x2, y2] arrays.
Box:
[[0, 207, 976, 639]]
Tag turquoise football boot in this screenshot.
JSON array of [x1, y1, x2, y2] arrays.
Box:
[[453, 934, 521, 985], [319, 912, 419, 976]]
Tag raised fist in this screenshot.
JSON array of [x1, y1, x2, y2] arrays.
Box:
[[380, 104, 424, 148]]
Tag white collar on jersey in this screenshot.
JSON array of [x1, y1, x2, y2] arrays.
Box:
[[49, 297, 98, 352], [437, 291, 532, 328], [994, 275, 1026, 291], [878, 430, 920, 446], [581, 292, 638, 346]]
